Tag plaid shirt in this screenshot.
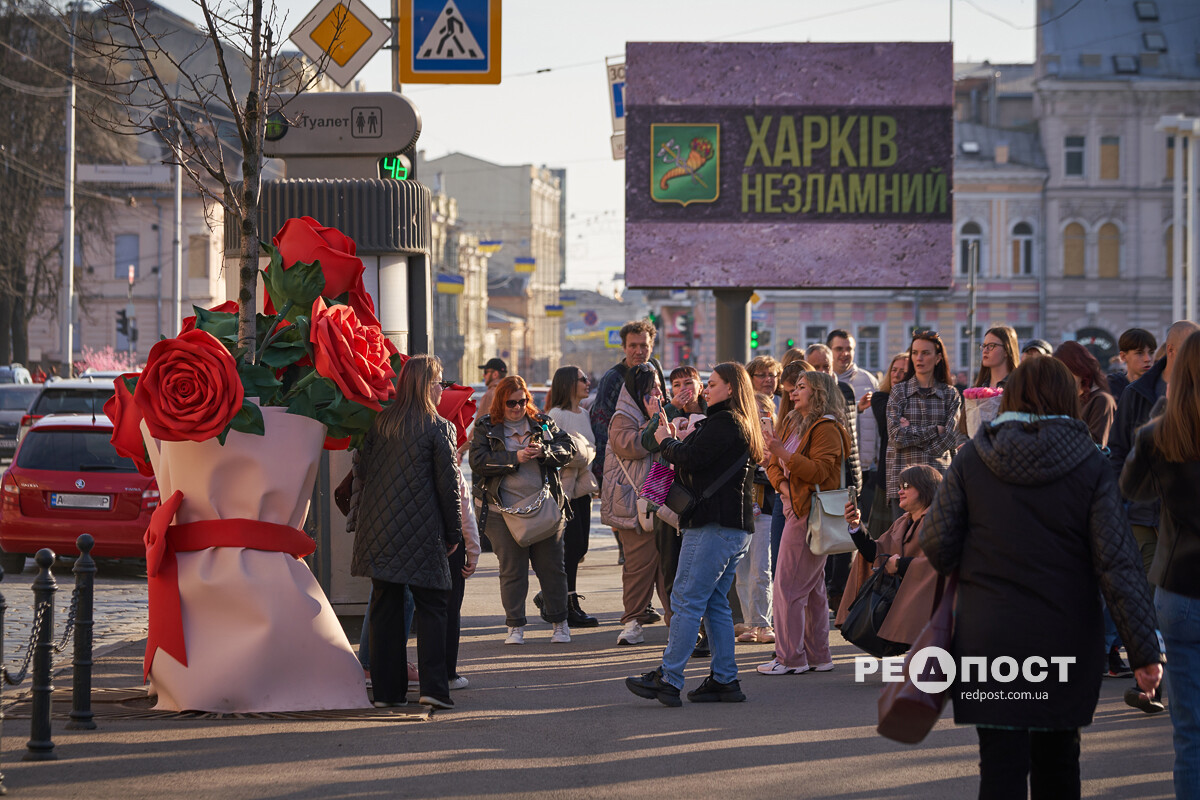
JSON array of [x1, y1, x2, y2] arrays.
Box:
[[885, 377, 963, 498]]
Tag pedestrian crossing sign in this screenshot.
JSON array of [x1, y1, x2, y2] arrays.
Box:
[[400, 0, 501, 84]]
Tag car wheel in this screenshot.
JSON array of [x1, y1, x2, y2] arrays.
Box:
[[0, 550, 26, 575]]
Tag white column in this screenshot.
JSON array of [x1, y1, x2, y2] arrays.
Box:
[[1189, 123, 1199, 322], [1174, 133, 1185, 321]]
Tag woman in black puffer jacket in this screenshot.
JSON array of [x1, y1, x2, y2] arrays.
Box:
[[920, 355, 1162, 800], [352, 355, 463, 710]]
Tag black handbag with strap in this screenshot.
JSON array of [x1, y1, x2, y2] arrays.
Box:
[[664, 450, 750, 523], [841, 567, 907, 659]]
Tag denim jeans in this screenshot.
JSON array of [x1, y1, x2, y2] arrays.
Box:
[[734, 510, 773, 627], [660, 522, 750, 690], [770, 500, 785, 580], [1156, 586, 1200, 800]]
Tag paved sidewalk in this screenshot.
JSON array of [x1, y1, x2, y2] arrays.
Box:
[[0, 535, 1177, 799]]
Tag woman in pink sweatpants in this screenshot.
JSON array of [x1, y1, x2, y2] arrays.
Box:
[[758, 371, 850, 675]]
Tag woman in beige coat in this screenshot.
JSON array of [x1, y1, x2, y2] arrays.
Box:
[[835, 464, 942, 649], [601, 363, 670, 646]]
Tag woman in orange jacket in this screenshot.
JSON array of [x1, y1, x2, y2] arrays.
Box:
[[758, 371, 851, 675]]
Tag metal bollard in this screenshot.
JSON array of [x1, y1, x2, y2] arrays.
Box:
[[23, 549, 57, 762], [66, 535, 96, 731]]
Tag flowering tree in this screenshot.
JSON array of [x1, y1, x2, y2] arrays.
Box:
[[75, 344, 140, 374]]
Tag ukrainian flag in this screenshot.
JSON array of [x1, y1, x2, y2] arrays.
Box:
[[478, 240, 502, 254], [514, 257, 536, 273], [436, 273, 465, 294], [560, 295, 577, 306], [545, 304, 564, 317]]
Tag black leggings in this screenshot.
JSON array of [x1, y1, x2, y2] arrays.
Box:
[[563, 495, 592, 593], [976, 727, 1081, 800]]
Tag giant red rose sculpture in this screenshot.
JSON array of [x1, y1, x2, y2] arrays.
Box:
[[310, 298, 396, 412], [136, 330, 244, 442], [266, 216, 381, 329]]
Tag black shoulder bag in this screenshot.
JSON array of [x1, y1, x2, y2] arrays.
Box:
[[663, 451, 750, 523]]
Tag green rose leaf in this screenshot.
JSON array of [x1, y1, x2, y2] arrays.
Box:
[[228, 399, 266, 437], [193, 306, 239, 342], [238, 361, 283, 403], [261, 259, 325, 320]]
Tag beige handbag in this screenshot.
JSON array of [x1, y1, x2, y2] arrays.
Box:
[[494, 478, 564, 547], [806, 420, 856, 556], [615, 456, 656, 532]]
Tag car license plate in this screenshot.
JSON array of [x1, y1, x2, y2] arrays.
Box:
[[50, 493, 111, 510]]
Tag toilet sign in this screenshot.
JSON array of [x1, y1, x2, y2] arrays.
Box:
[[400, 0, 501, 84], [289, 0, 393, 88]]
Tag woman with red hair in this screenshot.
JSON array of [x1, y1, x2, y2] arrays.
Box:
[[469, 376, 576, 645], [1054, 340, 1116, 448]]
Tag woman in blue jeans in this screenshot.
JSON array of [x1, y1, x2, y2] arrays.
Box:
[[624, 362, 766, 706], [1120, 329, 1200, 800]]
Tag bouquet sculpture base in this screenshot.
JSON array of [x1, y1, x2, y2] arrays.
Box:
[[142, 407, 370, 713]]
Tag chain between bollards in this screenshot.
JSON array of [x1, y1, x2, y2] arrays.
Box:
[[66, 535, 95, 731], [23, 549, 57, 761], [0, 551, 8, 794]]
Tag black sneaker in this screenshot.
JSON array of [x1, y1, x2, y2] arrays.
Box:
[[687, 673, 747, 703], [692, 630, 711, 659], [1107, 645, 1132, 678], [532, 591, 552, 624], [625, 667, 682, 707], [639, 606, 663, 625], [567, 594, 600, 628]]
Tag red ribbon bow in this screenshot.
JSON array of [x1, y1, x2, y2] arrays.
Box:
[[143, 491, 317, 679]]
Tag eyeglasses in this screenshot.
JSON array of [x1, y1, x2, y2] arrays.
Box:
[[899, 482, 912, 490], [505, 398, 530, 408], [752, 372, 781, 380], [577, 376, 590, 383], [437, 380, 455, 388], [979, 343, 1002, 353], [911, 329, 939, 340]]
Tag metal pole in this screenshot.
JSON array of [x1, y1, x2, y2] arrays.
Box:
[[66, 535, 95, 731], [968, 240, 979, 379], [61, 5, 79, 378], [173, 162, 183, 336], [23, 550, 57, 762], [1171, 132, 1185, 321], [1188, 126, 1199, 322]]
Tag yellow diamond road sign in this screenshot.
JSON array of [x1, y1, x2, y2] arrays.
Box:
[[290, 0, 393, 88]]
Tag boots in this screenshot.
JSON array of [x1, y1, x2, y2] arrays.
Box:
[[567, 593, 599, 628]]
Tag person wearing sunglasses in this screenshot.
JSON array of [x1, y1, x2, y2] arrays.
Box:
[[470, 375, 576, 645], [884, 330, 964, 523]]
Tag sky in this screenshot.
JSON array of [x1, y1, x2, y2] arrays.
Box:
[[165, 0, 1039, 293]]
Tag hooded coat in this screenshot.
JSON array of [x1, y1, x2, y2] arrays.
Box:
[[600, 383, 654, 530], [920, 417, 1162, 728]]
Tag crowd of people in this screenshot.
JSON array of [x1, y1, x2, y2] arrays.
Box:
[[346, 317, 1200, 800]]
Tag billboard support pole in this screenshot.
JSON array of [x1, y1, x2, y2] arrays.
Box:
[[714, 288, 753, 365]]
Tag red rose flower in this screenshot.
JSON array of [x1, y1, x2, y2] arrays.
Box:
[[179, 300, 239, 335], [437, 384, 477, 449], [266, 217, 380, 327], [103, 373, 154, 476], [310, 298, 396, 412], [135, 330, 245, 442]]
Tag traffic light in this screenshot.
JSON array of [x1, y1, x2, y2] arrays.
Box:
[[759, 329, 772, 347], [750, 321, 759, 350], [786, 338, 796, 348], [648, 310, 661, 331], [116, 309, 130, 338]]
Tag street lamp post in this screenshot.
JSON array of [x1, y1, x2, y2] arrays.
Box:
[[1156, 115, 1200, 323]]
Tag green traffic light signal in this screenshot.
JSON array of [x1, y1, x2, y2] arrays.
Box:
[[786, 338, 795, 347]]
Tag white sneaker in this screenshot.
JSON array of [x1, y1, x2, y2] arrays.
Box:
[[504, 626, 525, 645], [448, 675, 470, 690], [617, 620, 644, 645], [551, 621, 571, 643]]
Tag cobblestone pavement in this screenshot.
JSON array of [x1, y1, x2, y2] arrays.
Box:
[[1, 558, 147, 675]]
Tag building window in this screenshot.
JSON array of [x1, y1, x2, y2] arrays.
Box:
[[856, 325, 881, 371], [1065, 136, 1085, 177], [187, 235, 209, 279], [1013, 326, 1035, 345], [1063, 222, 1085, 277], [1100, 136, 1120, 180], [958, 326, 982, 372], [114, 234, 139, 280], [1098, 223, 1121, 278], [804, 325, 827, 348], [959, 221, 983, 276], [1011, 222, 1034, 276]]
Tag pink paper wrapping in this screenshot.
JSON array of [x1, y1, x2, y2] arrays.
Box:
[[142, 407, 369, 712]]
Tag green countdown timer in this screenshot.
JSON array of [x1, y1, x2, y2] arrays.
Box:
[[378, 156, 409, 180]]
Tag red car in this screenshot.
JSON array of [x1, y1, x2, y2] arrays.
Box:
[[0, 415, 157, 573]]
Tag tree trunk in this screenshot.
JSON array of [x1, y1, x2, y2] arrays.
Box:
[[0, 293, 11, 364], [11, 266, 29, 364]]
